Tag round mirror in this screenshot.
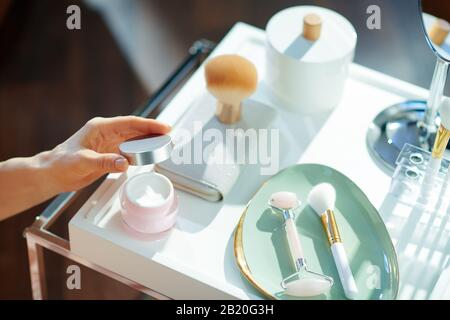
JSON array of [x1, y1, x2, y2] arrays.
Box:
[[420, 0, 450, 62], [366, 1, 450, 172]]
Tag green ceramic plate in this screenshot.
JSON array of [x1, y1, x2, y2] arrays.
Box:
[[234, 164, 399, 300]]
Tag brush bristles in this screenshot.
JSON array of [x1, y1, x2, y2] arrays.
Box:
[[307, 183, 336, 215]]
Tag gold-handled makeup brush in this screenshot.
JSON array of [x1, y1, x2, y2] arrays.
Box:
[[430, 97, 450, 165], [307, 183, 358, 300], [421, 98, 450, 198], [427, 98, 450, 204]]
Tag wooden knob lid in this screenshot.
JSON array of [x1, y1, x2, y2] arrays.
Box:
[[303, 13, 322, 41], [428, 18, 450, 46]]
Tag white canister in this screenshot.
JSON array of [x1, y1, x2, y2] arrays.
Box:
[[265, 6, 357, 114]]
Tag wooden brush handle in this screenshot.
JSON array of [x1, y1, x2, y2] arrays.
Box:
[[216, 102, 241, 124]]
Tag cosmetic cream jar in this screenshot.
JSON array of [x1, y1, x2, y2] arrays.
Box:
[[119, 134, 177, 234], [265, 6, 357, 114], [120, 172, 178, 234]]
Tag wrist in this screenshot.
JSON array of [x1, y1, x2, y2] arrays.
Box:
[[31, 150, 61, 198]]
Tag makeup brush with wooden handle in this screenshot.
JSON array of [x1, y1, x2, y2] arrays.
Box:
[[205, 54, 258, 124]]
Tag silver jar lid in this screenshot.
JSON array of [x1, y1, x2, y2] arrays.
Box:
[[119, 134, 173, 166]]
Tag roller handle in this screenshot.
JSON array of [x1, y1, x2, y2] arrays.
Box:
[[331, 243, 358, 299], [285, 218, 304, 264]]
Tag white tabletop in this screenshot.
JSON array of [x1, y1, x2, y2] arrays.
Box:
[[70, 22, 449, 300]]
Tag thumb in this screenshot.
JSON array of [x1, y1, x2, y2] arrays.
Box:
[[84, 151, 129, 174]]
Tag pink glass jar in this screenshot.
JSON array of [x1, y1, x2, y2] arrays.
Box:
[[120, 172, 178, 234]]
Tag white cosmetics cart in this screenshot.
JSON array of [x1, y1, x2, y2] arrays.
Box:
[[24, 23, 449, 300]]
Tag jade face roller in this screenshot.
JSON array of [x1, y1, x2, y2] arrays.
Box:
[[269, 192, 334, 297], [307, 183, 358, 300]]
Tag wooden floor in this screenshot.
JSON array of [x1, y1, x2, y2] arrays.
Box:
[[0, 0, 448, 299]]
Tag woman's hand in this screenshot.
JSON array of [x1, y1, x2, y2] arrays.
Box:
[[0, 116, 171, 220], [43, 116, 171, 193]]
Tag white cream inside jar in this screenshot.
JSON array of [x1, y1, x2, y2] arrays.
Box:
[[125, 172, 172, 208]]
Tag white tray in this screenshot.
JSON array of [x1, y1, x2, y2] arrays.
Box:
[[69, 22, 447, 300]]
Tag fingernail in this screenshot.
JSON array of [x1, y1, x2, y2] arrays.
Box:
[[115, 157, 128, 171]]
